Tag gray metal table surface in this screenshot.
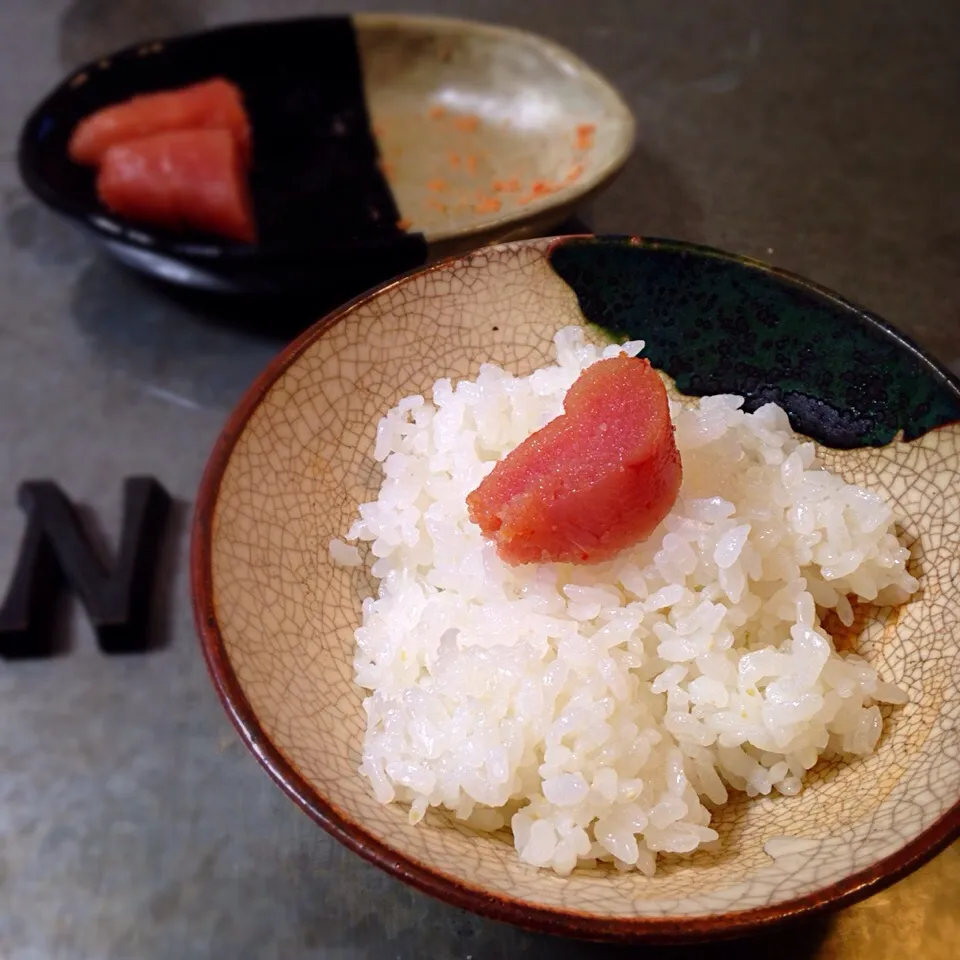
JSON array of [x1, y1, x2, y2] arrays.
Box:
[[1, 1, 957, 958]]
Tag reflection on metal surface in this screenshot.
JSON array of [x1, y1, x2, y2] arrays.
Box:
[[819, 841, 959, 959]]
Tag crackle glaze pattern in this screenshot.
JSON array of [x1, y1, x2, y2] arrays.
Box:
[[199, 238, 960, 935]]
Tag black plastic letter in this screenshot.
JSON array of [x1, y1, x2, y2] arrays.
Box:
[[0, 478, 172, 658]]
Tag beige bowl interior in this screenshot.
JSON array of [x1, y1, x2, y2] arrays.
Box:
[[356, 14, 635, 258], [207, 239, 959, 926]]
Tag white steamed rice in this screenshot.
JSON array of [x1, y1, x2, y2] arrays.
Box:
[[333, 327, 916, 877]]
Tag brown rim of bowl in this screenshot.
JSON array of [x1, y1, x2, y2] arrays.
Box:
[[191, 237, 960, 944]]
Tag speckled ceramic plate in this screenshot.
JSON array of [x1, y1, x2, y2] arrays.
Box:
[[18, 15, 633, 298], [192, 237, 960, 942]]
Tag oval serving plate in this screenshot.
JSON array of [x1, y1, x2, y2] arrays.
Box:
[[193, 236, 960, 942], [18, 15, 634, 298]]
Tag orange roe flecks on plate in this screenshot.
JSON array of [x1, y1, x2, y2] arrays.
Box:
[[452, 114, 480, 133], [576, 123, 596, 150], [473, 196, 502, 214], [517, 179, 560, 205]]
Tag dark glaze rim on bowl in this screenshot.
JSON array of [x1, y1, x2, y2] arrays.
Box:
[[191, 236, 960, 943]]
